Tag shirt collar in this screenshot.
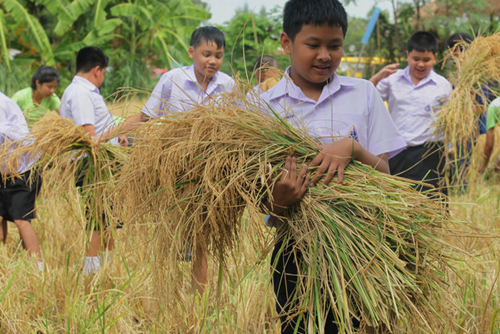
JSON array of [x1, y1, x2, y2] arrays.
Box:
[[402, 66, 438, 86], [185, 65, 222, 91], [266, 66, 354, 102], [73, 75, 100, 93]]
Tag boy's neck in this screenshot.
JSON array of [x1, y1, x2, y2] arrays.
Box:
[[194, 72, 213, 92], [290, 72, 328, 102]]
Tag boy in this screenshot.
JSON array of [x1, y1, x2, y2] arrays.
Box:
[[252, 55, 280, 92], [143, 26, 233, 118], [370, 31, 452, 193], [478, 96, 500, 172], [99, 26, 234, 293], [260, 0, 406, 332], [0, 91, 43, 271], [59, 46, 128, 275]]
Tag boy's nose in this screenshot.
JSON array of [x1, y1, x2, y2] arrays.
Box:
[[317, 47, 331, 61]]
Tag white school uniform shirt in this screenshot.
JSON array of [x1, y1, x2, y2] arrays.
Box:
[[260, 69, 407, 159], [60, 76, 119, 145], [376, 67, 452, 147], [142, 65, 235, 117], [260, 70, 406, 228], [0, 92, 34, 173]]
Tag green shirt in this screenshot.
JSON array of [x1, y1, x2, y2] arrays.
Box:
[[11, 87, 61, 128], [486, 97, 500, 130]]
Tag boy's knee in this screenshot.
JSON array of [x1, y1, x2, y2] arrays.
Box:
[[14, 219, 31, 228]]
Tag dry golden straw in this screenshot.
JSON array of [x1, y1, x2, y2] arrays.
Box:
[[115, 93, 458, 333], [438, 32, 500, 152]]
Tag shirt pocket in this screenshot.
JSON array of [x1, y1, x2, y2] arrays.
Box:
[[306, 113, 365, 146]]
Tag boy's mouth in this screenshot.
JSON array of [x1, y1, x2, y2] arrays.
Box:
[[313, 65, 330, 73]]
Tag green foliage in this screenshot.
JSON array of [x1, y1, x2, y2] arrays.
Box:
[[2, 0, 54, 65], [0, 0, 210, 98], [0, 61, 32, 96], [219, 5, 287, 81]]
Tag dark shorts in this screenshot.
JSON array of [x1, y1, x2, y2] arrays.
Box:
[[0, 169, 42, 222], [271, 233, 360, 333], [75, 159, 122, 231], [389, 142, 447, 195]]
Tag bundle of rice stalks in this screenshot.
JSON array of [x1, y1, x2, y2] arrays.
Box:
[[2, 112, 128, 225], [116, 94, 456, 332], [437, 32, 500, 164]]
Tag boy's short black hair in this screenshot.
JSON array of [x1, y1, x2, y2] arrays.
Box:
[[190, 26, 226, 49], [407, 31, 438, 54], [446, 33, 473, 50], [76, 46, 109, 73], [253, 55, 278, 72], [31, 65, 60, 90], [283, 0, 348, 41]]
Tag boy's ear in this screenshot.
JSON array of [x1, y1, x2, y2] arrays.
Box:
[[280, 32, 292, 55], [188, 46, 195, 59]]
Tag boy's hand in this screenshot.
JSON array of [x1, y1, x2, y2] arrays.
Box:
[[369, 63, 399, 86], [118, 135, 129, 147], [309, 138, 358, 186], [265, 156, 310, 214]]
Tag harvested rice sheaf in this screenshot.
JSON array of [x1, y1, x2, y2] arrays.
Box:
[[2, 112, 129, 223], [437, 32, 500, 159], [116, 94, 457, 332]]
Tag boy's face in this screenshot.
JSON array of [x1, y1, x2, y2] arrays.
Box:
[[188, 39, 224, 84], [406, 50, 436, 83], [281, 23, 344, 93]]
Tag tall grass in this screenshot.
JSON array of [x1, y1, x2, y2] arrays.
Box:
[[0, 96, 498, 333]]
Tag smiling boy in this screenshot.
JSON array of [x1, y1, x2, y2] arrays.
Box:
[[99, 26, 234, 294], [141, 26, 234, 117], [370, 31, 452, 193], [260, 0, 406, 332]]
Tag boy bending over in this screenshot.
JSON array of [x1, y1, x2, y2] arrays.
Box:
[[0, 91, 43, 271], [60, 46, 128, 275]]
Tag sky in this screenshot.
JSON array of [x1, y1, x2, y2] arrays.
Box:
[[207, 0, 394, 25]]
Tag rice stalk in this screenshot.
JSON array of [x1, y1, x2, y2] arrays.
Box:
[[0, 112, 129, 228], [437, 32, 500, 185], [115, 92, 458, 332]]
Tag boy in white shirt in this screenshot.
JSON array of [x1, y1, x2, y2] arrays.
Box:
[[100, 26, 234, 294], [0, 91, 43, 271], [260, 0, 406, 332], [60, 46, 128, 275], [370, 31, 452, 193]]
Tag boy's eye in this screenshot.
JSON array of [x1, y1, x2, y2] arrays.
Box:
[[306, 44, 318, 48], [329, 45, 342, 50]]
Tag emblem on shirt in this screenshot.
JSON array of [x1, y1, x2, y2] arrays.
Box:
[[425, 95, 449, 113], [349, 125, 359, 142]]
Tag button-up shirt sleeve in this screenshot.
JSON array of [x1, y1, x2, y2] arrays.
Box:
[[0, 92, 34, 173], [64, 89, 95, 127], [142, 71, 173, 118]]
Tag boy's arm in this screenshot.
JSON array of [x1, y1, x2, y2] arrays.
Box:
[[309, 138, 389, 186], [369, 63, 399, 86], [95, 112, 150, 144], [264, 144, 389, 215], [479, 128, 495, 173]]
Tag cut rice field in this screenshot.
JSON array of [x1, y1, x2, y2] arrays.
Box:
[[0, 96, 498, 333]]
